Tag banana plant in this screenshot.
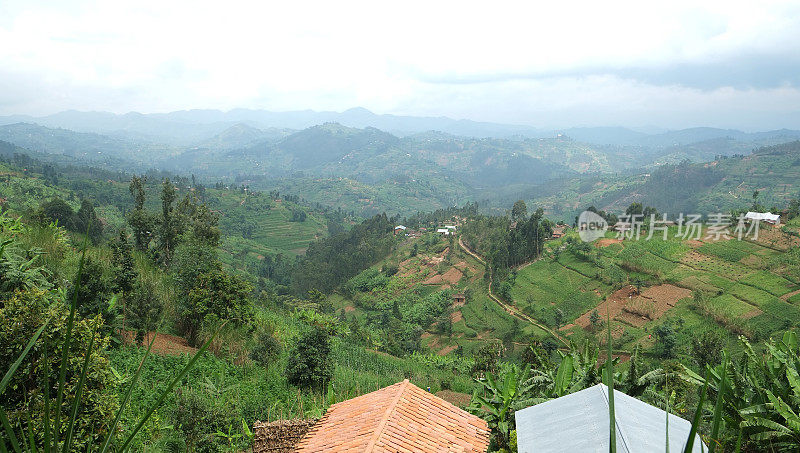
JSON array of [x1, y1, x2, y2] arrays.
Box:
[[469, 363, 534, 451]]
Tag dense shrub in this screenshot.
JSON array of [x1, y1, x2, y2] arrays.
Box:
[[0, 289, 119, 451], [250, 328, 282, 369], [286, 326, 333, 390], [180, 269, 253, 345]]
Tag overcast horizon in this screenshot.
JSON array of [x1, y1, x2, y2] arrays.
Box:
[[2, 0, 800, 131]]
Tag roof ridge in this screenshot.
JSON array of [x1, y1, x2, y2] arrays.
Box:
[[363, 379, 410, 452]]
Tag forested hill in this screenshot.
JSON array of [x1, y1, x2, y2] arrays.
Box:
[[521, 140, 800, 220], [5, 118, 800, 218]]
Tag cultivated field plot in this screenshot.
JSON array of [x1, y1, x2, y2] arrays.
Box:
[[637, 238, 691, 261], [253, 205, 326, 253], [617, 243, 678, 276], [729, 284, 800, 329], [748, 226, 800, 251], [511, 258, 607, 322], [698, 241, 754, 263], [677, 275, 725, 294], [705, 294, 761, 320], [738, 271, 796, 297], [557, 252, 604, 277], [680, 250, 754, 280]]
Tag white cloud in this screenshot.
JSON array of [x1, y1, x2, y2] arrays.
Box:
[[0, 0, 799, 129]]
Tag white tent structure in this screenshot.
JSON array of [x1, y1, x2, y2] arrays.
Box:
[[514, 384, 705, 453], [745, 211, 780, 225]]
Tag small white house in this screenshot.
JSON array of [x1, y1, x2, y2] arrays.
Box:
[[436, 228, 451, 235], [745, 212, 781, 225], [444, 225, 457, 230], [394, 225, 407, 235]]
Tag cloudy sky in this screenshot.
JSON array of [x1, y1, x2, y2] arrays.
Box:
[[1, 0, 799, 130]]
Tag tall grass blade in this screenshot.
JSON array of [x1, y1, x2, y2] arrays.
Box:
[[43, 338, 51, 453], [118, 322, 227, 451], [26, 412, 37, 452], [683, 369, 710, 453], [0, 407, 22, 453], [666, 377, 670, 453], [708, 358, 728, 453], [606, 305, 616, 453], [54, 234, 89, 445], [100, 332, 158, 453], [63, 320, 98, 452]]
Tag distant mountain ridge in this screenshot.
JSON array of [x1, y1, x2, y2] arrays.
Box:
[[4, 107, 800, 148]]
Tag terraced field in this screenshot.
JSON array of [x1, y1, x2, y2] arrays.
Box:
[[507, 225, 800, 352], [210, 190, 328, 255]]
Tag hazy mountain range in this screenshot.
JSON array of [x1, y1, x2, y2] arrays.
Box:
[[2, 107, 799, 215], [4, 108, 800, 147]]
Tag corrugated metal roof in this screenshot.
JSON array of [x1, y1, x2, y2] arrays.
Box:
[[514, 384, 704, 453]]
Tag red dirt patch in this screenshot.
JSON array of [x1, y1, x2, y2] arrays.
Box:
[[742, 308, 763, 320], [686, 240, 704, 248], [619, 284, 693, 327], [344, 305, 356, 312], [450, 311, 463, 323], [573, 284, 692, 329], [438, 345, 458, 355], [595, 238, 622, 248], [571, 286, 637, 329], [453, 261, 468, 270], [782, 288, 800, 301], [121, 331, 198, 356], [423, 267, 463, 286], [435, 390, 472, 408]]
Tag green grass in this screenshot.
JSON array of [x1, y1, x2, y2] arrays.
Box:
[[698, 242, 750, 263], [706, 294, 756, 319], [739, 271, 796, 297], [638, 237, 690, 261], [617, 242, 678, 277], [511, 258, 606, 323]]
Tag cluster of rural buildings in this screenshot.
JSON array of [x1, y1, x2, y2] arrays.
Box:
[[394, 224, 458, 237], [253, 379, 704, 452]]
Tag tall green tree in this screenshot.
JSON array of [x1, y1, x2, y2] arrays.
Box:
[[75, 199, 103, 244], [128, 274, 164, 345], [112, 228, 136, 332], [158, 178, 181, 265], [177, 192, 221, 247], [511, 199, 528, 222], [127, 176, 154, 252], [39, 197, 76, 230]]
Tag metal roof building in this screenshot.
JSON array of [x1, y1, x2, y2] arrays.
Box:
[[514, 384, 704, 453]]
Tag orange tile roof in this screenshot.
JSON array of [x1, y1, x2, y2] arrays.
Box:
[[295, 379, 490, 452]]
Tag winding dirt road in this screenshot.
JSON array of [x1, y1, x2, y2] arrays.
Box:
[[458, 237, 568, 346]]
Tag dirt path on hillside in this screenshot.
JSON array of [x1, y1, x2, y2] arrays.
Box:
[[121, 330, 199, 356], [458, 237, 568, 346], [595, 238, 623, 248], [782, 288, 800, 301]]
